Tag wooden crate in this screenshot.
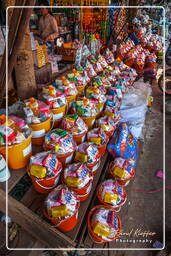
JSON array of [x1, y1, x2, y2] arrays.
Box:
[[34, 63, 52, 84], [0, 143, 110, 253], [56, 46, 76, 62]]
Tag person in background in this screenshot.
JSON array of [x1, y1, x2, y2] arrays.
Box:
[[35, 0, 59, 42]]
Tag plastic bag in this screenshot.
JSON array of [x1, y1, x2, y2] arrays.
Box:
[[127, 119, 145, 139], [118, 79, 151, 138], [119, 87, 147, 123], [107, 123, 138, 163], [133, 78, 152, 99]]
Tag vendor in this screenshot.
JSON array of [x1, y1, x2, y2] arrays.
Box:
[[35, 0, 59, 42]]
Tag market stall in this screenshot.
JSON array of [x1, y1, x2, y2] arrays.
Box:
[[0, 0, 164, 253]]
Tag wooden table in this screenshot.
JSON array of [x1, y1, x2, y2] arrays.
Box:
[[0, 144, 112, 253]]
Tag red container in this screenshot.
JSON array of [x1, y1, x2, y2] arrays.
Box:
[[67, 179, 92, 202], [32, 175, 60, 194], [88, 205, 122, 244], [109, 161, 135, 187], [57, 151, 74, 167], [146, 62, 156, 69], [87, 129, 109, 157], [62, 170, 93, 202], [87, 160, 100, 176], [134, 63, 144, 73], [52, 118, 62, 129], [98, 142, 107, 157], [43, 202, 80, 232], [105, 129, 114, 139], [73, 131, 87, 145], [124, 58, 134, 67], [28, 161, 62, 194], [116, 52, 124, 60], [96, 183, 127, 211]]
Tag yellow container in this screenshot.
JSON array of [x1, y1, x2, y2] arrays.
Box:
[[51, 105, 66, 120], [29, 115, 52, 145], [0, 133, 32, 170], [82, 116, 96, 129], [66, 95, 77, 105]]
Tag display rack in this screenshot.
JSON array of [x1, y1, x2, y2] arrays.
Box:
[[0, 144, 110, 253], [80, 0, 109, 45]]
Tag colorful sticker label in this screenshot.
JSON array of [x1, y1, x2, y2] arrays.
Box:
[[53, 112, 64, 120], [23, 143, 32, 157], [32, 129, 45, 138]]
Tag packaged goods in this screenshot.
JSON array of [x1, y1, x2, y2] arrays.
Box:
[[109, 157, 136, 184], [87, 127, 108, 156], [97, 179, 127, 208], [43, 185, 80, 231], [63, 163, 92, 189], [44, 129, 75, 155], [105, 48, 115, 64], [0, 115, 30, 146], [0, 115, 32, 169], [88, 206, 121, 243], [71, 98, 98, 118], [107, 123, 138, 162], [29, 152, 61, 179], [95, 116, 117, 138], [75, 142, 99, 164], [24, 98, 51, 125], [40, 85, 66, 109], [61, 114, 88, 137]]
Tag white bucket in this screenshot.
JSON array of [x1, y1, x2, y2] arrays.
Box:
[[0, 155, 10, 182]]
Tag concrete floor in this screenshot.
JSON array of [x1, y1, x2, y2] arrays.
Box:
[[108, 81, 170, 255]]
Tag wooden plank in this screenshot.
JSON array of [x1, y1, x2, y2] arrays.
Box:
[[0, 188, 76, 248], [0, 168, 25, 192], [0, 0, 25, 105], [7, 188, 46, 252], [19, 154, 108, 244], [28, 241, 46, 256], [82, 155, 111, 248], [10, 154, 109, 249], [21, 186, 45, 216]]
